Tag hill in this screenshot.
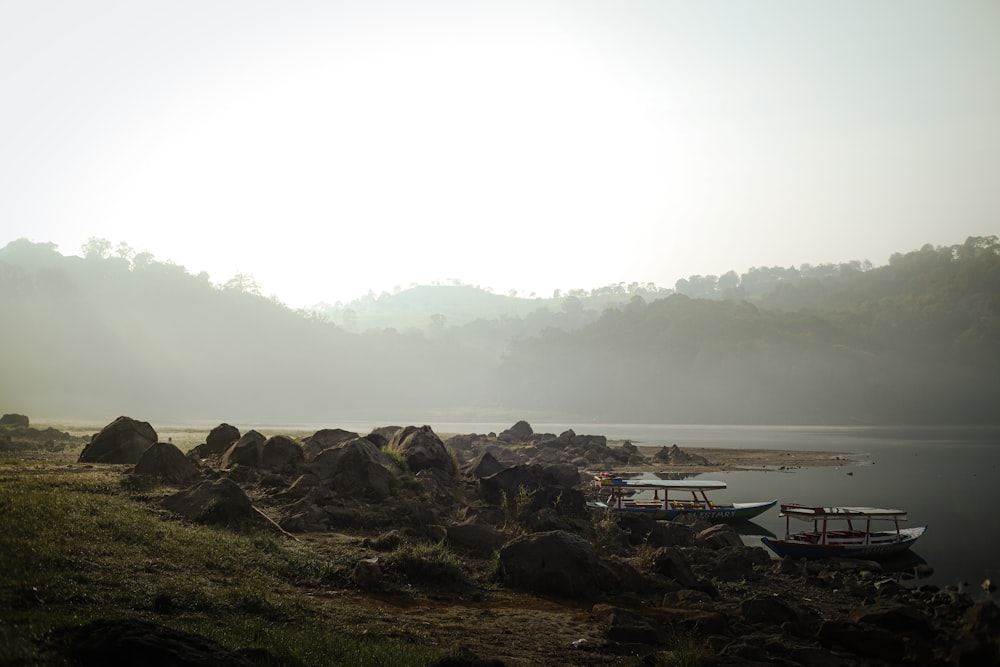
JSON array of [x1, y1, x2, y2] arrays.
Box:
[[1, 235, 998, 425]]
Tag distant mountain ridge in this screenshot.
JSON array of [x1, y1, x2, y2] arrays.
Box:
[[1, 235, 997, 425]]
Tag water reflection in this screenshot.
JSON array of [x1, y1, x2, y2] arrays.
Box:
[[732, 521, 776, 539]]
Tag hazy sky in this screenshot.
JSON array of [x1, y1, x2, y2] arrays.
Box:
[[3, 1, 998, 307]]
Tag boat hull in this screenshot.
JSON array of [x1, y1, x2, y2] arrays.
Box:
[[761, 526, 926, 560], [596, 500, 776, 523]]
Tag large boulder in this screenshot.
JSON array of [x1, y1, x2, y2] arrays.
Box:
[[78, 416, 157, 464], [259, 435, 304, 472], [462, 451, 505, 479], [498, 420, 533, 442], [365, 426, 402, 448], [161, 478, 253, 524], [132, 442, 201, 485], [386, 425, 455, 475], [653, 444, 710, 466], [220, 430, 266, 469], [499, 530, 623, 598], [204, 423, 241, 457], [302, 428, 359, 461], [308, 438, 395, 499], [0, 413, 29, 428], [479, 464, 588, 516], [444, 517, 508, 556]]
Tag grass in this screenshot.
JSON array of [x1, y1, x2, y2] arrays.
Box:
[[499, 484, 537, 533], [384, 541, 468, 587], [0, 462, 442, 666]]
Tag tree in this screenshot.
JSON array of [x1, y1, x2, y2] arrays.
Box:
[[223, 273, 261, 295], [115, 242, 135, 262], [81, 237, 111, 260]]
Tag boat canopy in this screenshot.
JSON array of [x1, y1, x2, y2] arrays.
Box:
[[595, 476, 727, 491], [779, 504, 908, 521]]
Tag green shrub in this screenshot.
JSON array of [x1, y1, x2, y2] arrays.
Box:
[[385, 541, 466, 586], [500, 484, 536, 532]]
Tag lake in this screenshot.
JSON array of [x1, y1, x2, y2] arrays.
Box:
[[426, 422, 1000, 601]]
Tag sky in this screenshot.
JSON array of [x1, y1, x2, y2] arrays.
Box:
[[2, 1, 998, 307]]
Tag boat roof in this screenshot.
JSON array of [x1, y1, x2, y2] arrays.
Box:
[[595, 476, 727, 491], [779, 504, 908, 519]]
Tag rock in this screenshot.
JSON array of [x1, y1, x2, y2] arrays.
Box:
[[285, 473, 321, 499], [650, 547, 702, 590], [652, 444, 709, 466], [848, 600, 936, 639], [387, 425, 455, 475], [259, 435, 304, 472], [0, 413, 29, 427], [498, 420, 533, 442], [662, 589, 714, 609], [279, 499, 330, 533], [592, 604, 664, 644], [220, 430, 266, 469], [479, 464, 587, 516], [366, 426, 403, 448], [78, 416, 157, 464], [308, 437, 394, 499], [161, 478, 253, 524], [816, 620, 908, 663], [58, 618, 281, 667], [204, 423, 241, 456], [499, 530, 618, 598], [740, 594, 809, 631], [353, 558, 382, 590], [132, 442, 201, 485], [696, 523, 745, 549], [961, 600, 1000, 636], [649, 521, 697, 548], [706, 546, 762, 582], [445, 518, 508, 556], [301, 428, 359, 461], [462, 451, 505, 479]]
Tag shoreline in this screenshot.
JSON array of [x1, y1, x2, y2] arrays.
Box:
[[622, 444, 858, 473]]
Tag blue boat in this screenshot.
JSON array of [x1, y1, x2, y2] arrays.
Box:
[[761, 504, 926, 559], [591, 474, 776, 522]]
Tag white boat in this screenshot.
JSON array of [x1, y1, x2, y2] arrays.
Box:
[[761, 504, 926, 559], [591, 474, 776, 522]]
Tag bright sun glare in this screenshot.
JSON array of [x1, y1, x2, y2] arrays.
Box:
[[69, 16, 678, 304]]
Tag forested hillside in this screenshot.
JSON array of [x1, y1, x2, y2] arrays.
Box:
[[1, 236, 997, 425], [498, 237, 1000, 424]]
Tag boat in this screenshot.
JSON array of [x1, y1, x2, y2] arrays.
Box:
[[760, 504, 926, 559], [591, 474, 777, 522]]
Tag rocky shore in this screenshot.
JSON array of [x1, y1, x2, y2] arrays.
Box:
[[6, 414, 999, 666]]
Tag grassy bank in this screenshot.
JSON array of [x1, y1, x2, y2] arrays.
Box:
[[0, 461, 443, 666]]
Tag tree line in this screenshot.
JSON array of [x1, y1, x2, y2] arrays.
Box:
[[1, 236, 997, 425]]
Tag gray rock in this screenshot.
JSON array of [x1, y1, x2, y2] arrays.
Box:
[[302, 428, 359, 461], [204, 423, 240, 456], [0, 413, 29, 427], [220, 430, 266, 469], [259, 435, 304, 472], [309, 437, 394, 499], [387, 425, 455, 475], [78, 416, 157, 464], [132, 442, 201, 485], [161, 478, 253, 525], [499, 530, 614, 598]]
